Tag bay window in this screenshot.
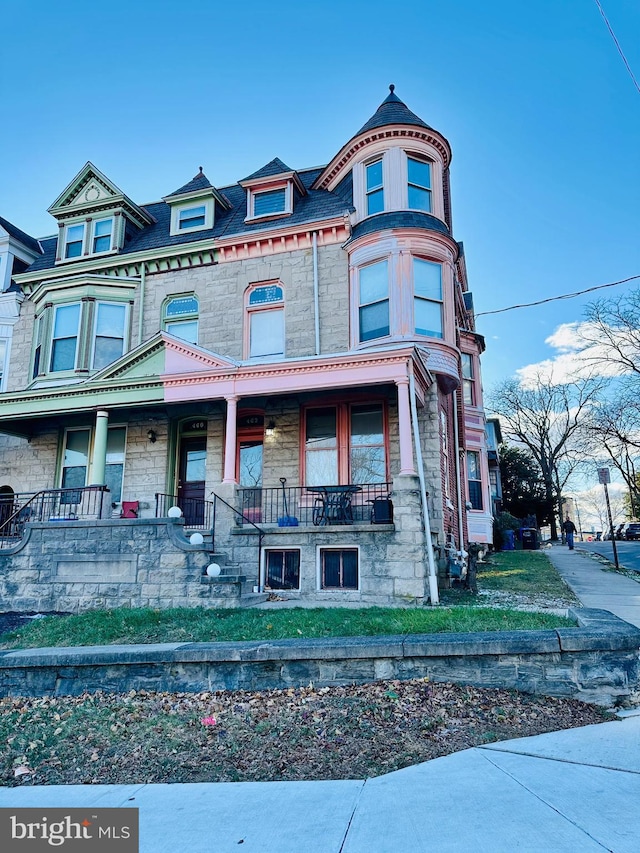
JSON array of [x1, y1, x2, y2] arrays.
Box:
[[50, 303, 81, 372], [467, 450, 483, 511], [414, 258, 443, 338], [407, 156, 432, 211], [462, 353, 475, 405], [365, 160, 384, 215], [358, 260, 389, 342], [93, 303, 126, 369]]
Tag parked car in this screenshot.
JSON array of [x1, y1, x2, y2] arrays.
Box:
[[615, 523, 628, 540], [625, 523, 640, 541]]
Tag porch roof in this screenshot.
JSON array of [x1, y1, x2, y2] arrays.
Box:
[[0, 337, 432, 436]]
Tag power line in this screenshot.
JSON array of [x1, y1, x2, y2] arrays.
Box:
[[476, 275, 640, 318], [593, 0, 640, 96]]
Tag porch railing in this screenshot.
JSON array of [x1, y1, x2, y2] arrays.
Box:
[[0, 486, 110, 548], [237, 482, 393, 526], [155, 493, 215, 531]]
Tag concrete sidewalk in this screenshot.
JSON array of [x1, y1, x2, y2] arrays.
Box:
[[2, 713, 640, 852], [546, 542, 640, 628], [3, 545, 640, 851]]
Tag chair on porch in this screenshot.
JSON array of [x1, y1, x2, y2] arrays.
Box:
[[120, 501, 139, 518]]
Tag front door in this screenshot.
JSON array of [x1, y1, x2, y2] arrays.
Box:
[[178, 436, 207, 526], [239, 439, 263, 522]]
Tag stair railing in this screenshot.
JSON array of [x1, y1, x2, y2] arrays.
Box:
[[210, 491, 265, 584]]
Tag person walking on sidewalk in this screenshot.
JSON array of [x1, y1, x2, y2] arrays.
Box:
[[563, 517, 577, 550]]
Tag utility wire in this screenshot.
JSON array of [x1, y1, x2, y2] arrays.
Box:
[[476, 275, 640, 317], [593, 0, 640, 95]]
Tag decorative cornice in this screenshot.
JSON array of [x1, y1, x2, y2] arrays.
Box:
[[314, 127, 452, 192]]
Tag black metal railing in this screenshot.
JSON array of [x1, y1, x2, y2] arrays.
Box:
[[155, 493, 215, 530], [0, 486, 109, 548], [237, 482, 393, 526]]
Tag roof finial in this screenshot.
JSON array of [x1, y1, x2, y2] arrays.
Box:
[[389, 84, 395, 94], [198, 166, 203, 174]]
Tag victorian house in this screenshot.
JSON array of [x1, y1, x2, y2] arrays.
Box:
[[0, 88, 492, 611]]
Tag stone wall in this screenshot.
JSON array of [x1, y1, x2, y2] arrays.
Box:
[[0, 518, 235, 612], [1, 609, 638, 707]]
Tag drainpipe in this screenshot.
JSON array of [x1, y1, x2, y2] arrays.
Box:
[[312, 232, 320, 355], [409, 368, 439, 605], [138, 262, 146, 346], [452, 391, 466, 552]]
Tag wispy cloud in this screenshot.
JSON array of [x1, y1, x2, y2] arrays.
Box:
[[516, 322, 624, 387]]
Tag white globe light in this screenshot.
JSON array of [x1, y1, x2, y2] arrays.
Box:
[[168, 506, 183, 518], [190, 532, 204, 546], [206, 563, 221, 577]]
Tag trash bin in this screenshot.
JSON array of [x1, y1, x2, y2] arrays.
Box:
[[371, 498, 393, 524], [502, 529, 515, 551], [521, 528, 539, 550]]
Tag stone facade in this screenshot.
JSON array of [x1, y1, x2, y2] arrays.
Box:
[[1, 609, 638, 707]]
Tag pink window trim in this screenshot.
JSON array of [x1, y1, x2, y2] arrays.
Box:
[[243, 281, 285, 360]]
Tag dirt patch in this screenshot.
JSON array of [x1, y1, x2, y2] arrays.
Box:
[[1, 680, 612, 787]]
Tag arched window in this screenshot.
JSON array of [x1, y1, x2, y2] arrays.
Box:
[[245, 283, 285, 358], [163, 294, 199, 344]]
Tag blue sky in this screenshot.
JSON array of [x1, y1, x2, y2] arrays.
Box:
[[1, 0, 638, 391]]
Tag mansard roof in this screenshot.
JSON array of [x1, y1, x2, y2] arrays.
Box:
[[24, 166, 353, 273], [0, 216, 42, 255], [353, 85, 433, 137]]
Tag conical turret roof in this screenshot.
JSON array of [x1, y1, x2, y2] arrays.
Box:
[[354, 85, 433, 137]]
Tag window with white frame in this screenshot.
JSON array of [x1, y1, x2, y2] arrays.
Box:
[[178, 205, 206, 230], [358, 260, 389, 342], [407, 156, 432, 212], [92, 303, 127, 370], [61, 426, 126, 501], [413, 258, 443, 338], [64, 224, 85, 259], [246, 284, 284, 358], [163, 295, 199, 344], [92, 217, 114, 253], [50, 303, 81, 372], [365, 160, 384, 215], [320, 548, 359, 590], [253, 187, 287, 218], [467, 450, 483, 510], [461, 353, 475, 405]]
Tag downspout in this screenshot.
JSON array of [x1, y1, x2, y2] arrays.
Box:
[[312, 232, 320, 355], [452, 390, 466, 552], [138, 262, 146, 346], [409, 367, 440, 605]]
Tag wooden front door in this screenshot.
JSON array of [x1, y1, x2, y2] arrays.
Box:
[[178, 436, 207, 525]]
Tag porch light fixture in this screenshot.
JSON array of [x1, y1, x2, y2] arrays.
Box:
[[147, 429, 157, 443], [265, 420, 276, 437]]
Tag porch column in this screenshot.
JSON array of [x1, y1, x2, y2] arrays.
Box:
[[396, 379, 417, 476], [222, 395, 239, 483], [90, 409, 109, 485]]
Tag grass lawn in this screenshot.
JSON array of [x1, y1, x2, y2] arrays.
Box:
[[477, 550, 580, 600]]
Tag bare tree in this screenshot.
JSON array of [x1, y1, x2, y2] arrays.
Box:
[[579, 486, 626, 535], [581, 291, 640, 379], [488, 372, 605, 539]]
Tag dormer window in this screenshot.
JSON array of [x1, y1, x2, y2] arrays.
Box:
[[365, 160, 384, 215], [407, 156, 432, 212], [178, 205, 207, 230], [65, 224, 85, 259], [92, 217, 114, 253], [246, 184, 292, 221], [253, 188, 287, 218]]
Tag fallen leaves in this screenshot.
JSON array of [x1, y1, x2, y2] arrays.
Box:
[[0, 680, 612, 788]]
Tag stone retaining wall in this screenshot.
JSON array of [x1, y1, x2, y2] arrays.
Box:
[[1, 609, 638, 706], [0, 518, 229, 611]]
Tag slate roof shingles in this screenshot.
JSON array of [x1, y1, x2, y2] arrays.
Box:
[[0, 216, 42, 255], [25, 167, 353, 274]]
